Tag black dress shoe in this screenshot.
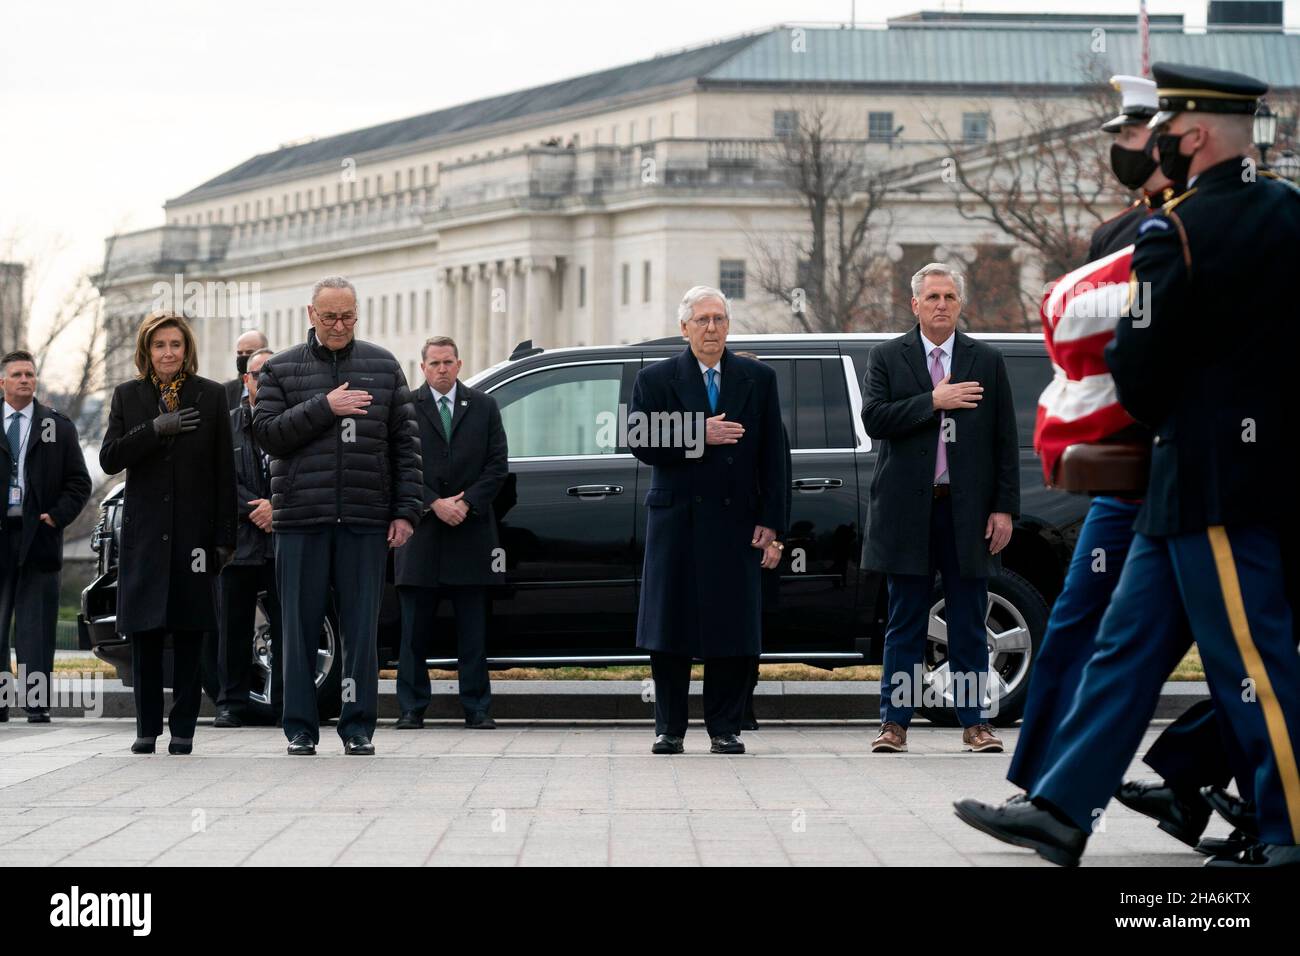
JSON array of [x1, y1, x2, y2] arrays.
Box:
[[394, 711, 425, 730], [131, 738, 157, 754], [286, 734, 316, 756], [740, 718, 760, 732], [1205, 842, 1300, 868], [1200, 785, 1258, 837], [1114, 780, 1209, 847], [1195, 829, 1257, 858], [27, 711, 50, 724], [0, 707, 8, 722], [212, 710, 242, 728], [344, 735, 375, 755], [168, 739, 193, 755], [953, 797, 1087, 867], [465, 713, 496, 730], [710, 734, 745, 754], [652, 734, 684, 755]]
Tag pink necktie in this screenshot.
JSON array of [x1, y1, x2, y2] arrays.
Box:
[[930, 348, 948, 483]]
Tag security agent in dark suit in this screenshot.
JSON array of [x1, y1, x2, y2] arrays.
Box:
[[0, 351, 91, 723], [862, 263, 1019, 754], [223, 329, 268, 411], [955, 64, 1300, 868], [631, 286, 787, 755], [215, 347, 282, 727], [393, 336, 508, 730]]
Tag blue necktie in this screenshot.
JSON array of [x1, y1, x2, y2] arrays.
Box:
[[6, 413, 21, 482], [705, 369, 719, 414]]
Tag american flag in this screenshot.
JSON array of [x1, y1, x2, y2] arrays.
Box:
[[1033, 245, 1138, 486]]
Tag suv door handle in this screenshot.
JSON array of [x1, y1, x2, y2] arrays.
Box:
[[792, 478, 843, 492], [567, 484, 624, 499]]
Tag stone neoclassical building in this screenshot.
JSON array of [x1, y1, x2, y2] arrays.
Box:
[[96, 10, 1300, 388]]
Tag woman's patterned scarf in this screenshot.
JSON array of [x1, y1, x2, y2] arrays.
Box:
[[150, 370, 187, 412]]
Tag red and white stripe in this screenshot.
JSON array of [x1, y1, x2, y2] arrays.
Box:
[[1034, 244, 1137, 485]]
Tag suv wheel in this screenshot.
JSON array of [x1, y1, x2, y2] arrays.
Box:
[[915, 569, 1048, 727], [201, 595, 343, 722]]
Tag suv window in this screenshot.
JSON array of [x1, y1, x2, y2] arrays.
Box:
[[1003, 354, 1052, 446], [494, 363, 625, 457], [763, 357, 855, 450]]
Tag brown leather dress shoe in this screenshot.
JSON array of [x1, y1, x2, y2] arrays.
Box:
[[872, 721, 908, 753], [962, 723, 1004, 752]]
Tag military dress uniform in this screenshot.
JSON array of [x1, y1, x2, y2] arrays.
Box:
[[957, 63, 1300, 868]]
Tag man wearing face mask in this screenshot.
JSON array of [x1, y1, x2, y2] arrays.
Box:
[[224, 330, 268, 411], [956, 63, 1300, 869], [989, 75, 1182, 808], [1088, 75, 1180, 260]]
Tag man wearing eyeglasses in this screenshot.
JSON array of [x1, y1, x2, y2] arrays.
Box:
[[253, 276, 422, 757], [630, 285, 788, 755]]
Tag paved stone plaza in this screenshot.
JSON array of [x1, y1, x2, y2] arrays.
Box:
[[0, 720, 1228, 866]]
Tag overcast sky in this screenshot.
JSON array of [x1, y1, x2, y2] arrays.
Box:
[[3, 0, 1296, 387]]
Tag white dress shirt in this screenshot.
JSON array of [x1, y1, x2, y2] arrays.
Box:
[[697, 358, 721, 401], [920, 330, 955, 378], [4, 401, 34, 516], [431, 382, 458, 409]]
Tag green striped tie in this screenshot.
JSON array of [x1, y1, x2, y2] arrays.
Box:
[[439, 396, 452, 438]]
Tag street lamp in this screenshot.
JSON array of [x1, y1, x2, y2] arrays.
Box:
[[1253, 102, 1278, 167], [1274, 151, 1300, 184]]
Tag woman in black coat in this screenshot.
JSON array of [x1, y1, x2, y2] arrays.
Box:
[[100, 312, 237, 755]]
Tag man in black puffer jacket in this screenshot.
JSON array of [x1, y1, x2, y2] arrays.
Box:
[[253, 275, 422, 757]]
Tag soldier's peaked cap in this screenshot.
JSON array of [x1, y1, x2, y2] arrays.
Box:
[[1149, 62, 1268, 128]]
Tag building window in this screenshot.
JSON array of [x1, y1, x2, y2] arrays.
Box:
[[423, 290, 431, 330], [578, 266, 587, 308], [366, 297, 374, 330], [381, 295, 388, 334], [773, 110, 799, 140], [395, 293, 402, 333], [642, 261, 651, 303], [719, 259, 746, 300], [629, 121, 636, 143], [647, 117, 655, 140], [868, 111, 895, 142], [422, 165, 429, 185], [962, 111, 990, 143], [620, 263, 630, 306]]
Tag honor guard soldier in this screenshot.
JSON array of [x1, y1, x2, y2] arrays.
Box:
[[956, 63, 1300, 868]]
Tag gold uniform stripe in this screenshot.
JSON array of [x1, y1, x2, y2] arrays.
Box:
[[1207, 525, 1300, 843], [1157, 87, 1261, 101]]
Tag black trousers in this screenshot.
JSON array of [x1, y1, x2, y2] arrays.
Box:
[[0, 521, 60, 715], [396, 585, 491, 717], [650, 651, 752, 738], [1143, 698, 1236, 796], [276, 527, 386, 744], [217, 560, 281, 718], [131, 630, 203, 739]]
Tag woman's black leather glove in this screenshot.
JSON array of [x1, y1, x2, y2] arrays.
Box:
[[153, 407, 200, 437]]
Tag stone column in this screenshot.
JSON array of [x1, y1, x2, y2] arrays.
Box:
[[505, 260, 526, 353], [524, 256, 556, 348], [471, 264, 491, 374], [485, 261, 509, 368], [452, 267, 472, 361], [436, 268, 452, 337]]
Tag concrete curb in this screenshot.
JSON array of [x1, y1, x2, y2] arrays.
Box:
[[23, 678, 1211, 721]]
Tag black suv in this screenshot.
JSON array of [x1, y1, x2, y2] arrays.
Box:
[[80, 332, 1087, 725]]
